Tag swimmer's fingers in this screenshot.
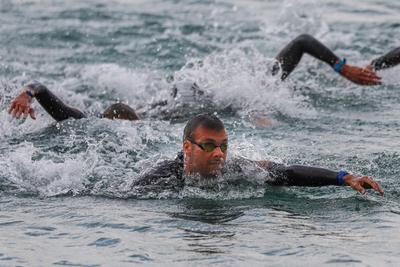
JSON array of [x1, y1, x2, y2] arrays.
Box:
[[360, 69, 382, 84], [29, 108, 36, 120], [23, 106, 29, 119], [23, 108, 29, 119], [354, 74, 381, 86], [354, 79, 378, 86], [355, 69, 381, 85], [344, 174, 384, 195], [8, 101, 16, 114], [341, 65, 382, 86], [361, 176, 384, 195], [11, 104, 18, 118], [361, 72, 381, 82], [361, 67, 379, 76], [359, 78, 382, 86], [15, 106, 24, 119], [343, 175, 366, 194], [352, 182, 366, 195]]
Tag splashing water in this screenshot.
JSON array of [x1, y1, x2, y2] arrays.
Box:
[[1, 0, 400, 265]]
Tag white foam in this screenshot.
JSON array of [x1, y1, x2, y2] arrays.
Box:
[[174, 48, 316, 119], [63, 63, 169, 107], [0, 142, 94, 196]]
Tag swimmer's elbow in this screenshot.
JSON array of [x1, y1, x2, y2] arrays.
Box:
[[293, 34, 316, 45]]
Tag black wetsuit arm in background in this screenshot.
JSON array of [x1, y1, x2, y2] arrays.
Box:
[[26, 81, 86, 121], [370, 47, 400, 71], [265, 162, 340, 186], [273, 34, 340, 80]]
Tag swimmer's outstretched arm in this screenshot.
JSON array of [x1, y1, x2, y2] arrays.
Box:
[[370, 47, 400, 71], [8, 81, 85, 121], [274, 34, 381, 85], [260, 161, 384, 195]]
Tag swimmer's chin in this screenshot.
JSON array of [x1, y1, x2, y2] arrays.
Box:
[[194, 167, 223, 178], [186, 161, 225, 177], [206, 163, 224, 176]]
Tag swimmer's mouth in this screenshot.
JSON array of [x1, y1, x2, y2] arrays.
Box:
[[208, 159, 224, 166]]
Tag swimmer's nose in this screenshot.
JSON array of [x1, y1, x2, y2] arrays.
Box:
[[213, 146, 225, 157]]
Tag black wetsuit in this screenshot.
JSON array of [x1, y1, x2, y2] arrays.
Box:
[[370, 47, 400, 70], [27, 81, 86, 121], [274, 34, 400, 79], [130, 152, 343, 193]]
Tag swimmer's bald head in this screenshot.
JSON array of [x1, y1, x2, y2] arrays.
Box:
[[102, 103, 139, 121]]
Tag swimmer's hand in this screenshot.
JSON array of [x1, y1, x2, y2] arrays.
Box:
[[343, 174, 384, 195], [8, 89, 36, 120], [340, 64, 382, 85]]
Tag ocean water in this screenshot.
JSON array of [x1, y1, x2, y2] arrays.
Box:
[[1, 0, 400, 266]]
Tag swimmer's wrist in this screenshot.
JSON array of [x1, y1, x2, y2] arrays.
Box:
[[25, 89, 34, 98], [24, 80, 45, 99], [334, 58, 347, 73], [337, 170, 348, 186]]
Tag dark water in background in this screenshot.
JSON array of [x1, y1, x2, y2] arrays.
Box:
[[1, 0, 400, 265]]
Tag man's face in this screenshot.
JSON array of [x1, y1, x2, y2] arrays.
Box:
[[183, 125, 228, 177]]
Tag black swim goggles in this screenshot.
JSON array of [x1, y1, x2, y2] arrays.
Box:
[[187, 138, 228, 153]]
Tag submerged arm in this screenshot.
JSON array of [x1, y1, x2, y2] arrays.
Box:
[[8, 81, 85, 121]]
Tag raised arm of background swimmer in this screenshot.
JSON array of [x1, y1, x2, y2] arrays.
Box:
[[258, 161, 384, 195], [369, 47, 400, 71], [273, 34, 381, 85], [8, 81, 85, 121]]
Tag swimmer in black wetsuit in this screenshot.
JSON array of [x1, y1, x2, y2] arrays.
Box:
[[131, 113, 384, 196], [273, 34, 400, 84], [8, 80, 140, 121], [8, 80, 232, 122]]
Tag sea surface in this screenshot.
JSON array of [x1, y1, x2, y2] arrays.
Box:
[[1, 0, 400, 266]]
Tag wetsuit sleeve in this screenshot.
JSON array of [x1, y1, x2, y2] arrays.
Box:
[[273, 34, 339, 80], [370, 47, 400, 71], [265, 162, 340, 186], [26, 81, 86, 121]]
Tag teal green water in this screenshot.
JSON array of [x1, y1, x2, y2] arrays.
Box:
[[1, 0, 400, 266]]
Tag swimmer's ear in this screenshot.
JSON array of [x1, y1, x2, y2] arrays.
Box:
[[183, 139, 191, 155]]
